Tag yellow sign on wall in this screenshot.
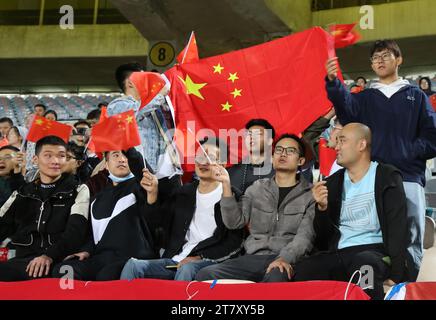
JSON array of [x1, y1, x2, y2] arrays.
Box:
[[148, 41, 175, 67]]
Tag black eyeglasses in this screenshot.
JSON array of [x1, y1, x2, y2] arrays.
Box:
[[274, 146, 300, 156]]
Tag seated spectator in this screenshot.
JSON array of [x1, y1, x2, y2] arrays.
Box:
[[34, 104, 46, 117], [0, 136, 90, 281], [195, 134, 315, 283], [228, 119, 276, 194], [293, 123, 408, 300], [71, 120, 91, 147], [0, 146, 25, 207], [355, 76, 367, 89], [7, 126, 26, 150], [53, 148, 159, 281], [86, 109, 101, 127], [98, 102, 108, 110], [0, 117, 13, 140], [120, 137, 244, 281], [419, 76, 435, 97], [44, 110, 58, 121]]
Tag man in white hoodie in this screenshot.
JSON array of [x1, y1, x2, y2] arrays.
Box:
[[325, 39, 436, 281]]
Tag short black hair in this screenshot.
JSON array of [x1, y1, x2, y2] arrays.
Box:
[[0, 145, 20, 153], [35, 136, 67, 155], [73, 120, 91, 128], [0, 117, 13, 126], [115, 62, 145, 93], [355, 76, 367, 84], [199, 136, 228, 163], [34, 104, 47, 111], [44, 110, 58, 120], [86, 109, 101, 121], [245, 119, 276, 139], [97, 102, 108, 109], [274, 133, 306, 157], [67, 142, 85, 161], [370, 39, 402, 58]]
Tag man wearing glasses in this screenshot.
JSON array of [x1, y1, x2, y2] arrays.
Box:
[[325, 40, 436, 281], [196, 134, 315, 283], [120, 137, 244, 281]]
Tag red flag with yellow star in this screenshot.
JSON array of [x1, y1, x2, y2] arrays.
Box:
[[90, 110, 141, 152], [26, 116, 73, 143], [328, 23, 361, 49], [165, 27, 335, 161], [129, 72, 166, 110]]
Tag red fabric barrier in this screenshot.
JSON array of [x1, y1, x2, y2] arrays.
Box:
[[0, 279, 369, 300]]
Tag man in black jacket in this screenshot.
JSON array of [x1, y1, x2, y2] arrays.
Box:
[[52, 148, 160, 281], [0, 145, 26, 207], [0, 136, 90, 281], [293, 123, 408, 300], [120, 137, 244, 281]]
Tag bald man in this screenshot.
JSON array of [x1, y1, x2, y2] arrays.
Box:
[[293, 123, 408, 300]]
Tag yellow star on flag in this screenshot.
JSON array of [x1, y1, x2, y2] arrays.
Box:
[[125, 115, 134, 124], [213, 63, 224, 74], [231, 88, 242, 99], [35, 119, 44, 125], [221, 101, 232, 112], [178, 75, 207, 100], [228, 72, 239, 83]]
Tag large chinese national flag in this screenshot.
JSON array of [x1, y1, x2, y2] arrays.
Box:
[[90, 110, 141, 153], [27, 116, 72, 143], [165, 27, 335, 153]]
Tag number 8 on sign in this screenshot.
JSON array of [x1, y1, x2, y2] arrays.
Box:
[[149, 42, 175, 67]]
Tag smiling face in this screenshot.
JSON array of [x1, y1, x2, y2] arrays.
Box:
[[105, 151, 131, 178], [371, 49, 402, 79], [33, 144, 67, 180]]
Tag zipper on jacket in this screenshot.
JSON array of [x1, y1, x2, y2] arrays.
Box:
[[38, 202, 45, 248]]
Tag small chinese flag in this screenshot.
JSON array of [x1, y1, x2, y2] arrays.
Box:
[[129, 72, 166, 110], [430, 94, 436, 111], [319, 138, 337, 177], [27, 116, 73, 143], [176, 31, 199, 64], [90, 110, 141, 153], [0, 137, 8, 147], [98, 106, 109, 124], [329, 23, 361, 49]]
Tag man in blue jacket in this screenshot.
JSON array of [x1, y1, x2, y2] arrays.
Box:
[[325, 39, 436, 280]]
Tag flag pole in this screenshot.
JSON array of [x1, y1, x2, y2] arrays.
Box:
[[181, 31, 194, 64], [187, 128, 212, 164]]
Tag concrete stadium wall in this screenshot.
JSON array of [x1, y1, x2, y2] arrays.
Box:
[[312, 0, 436, 42], [0, 24, 148, 58]]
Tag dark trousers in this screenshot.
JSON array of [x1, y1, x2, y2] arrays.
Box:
[[293, 244, 390, 300], [0, 256, 55, 282], [52, 251, 128, 281], [196, 254, 290, 283]]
